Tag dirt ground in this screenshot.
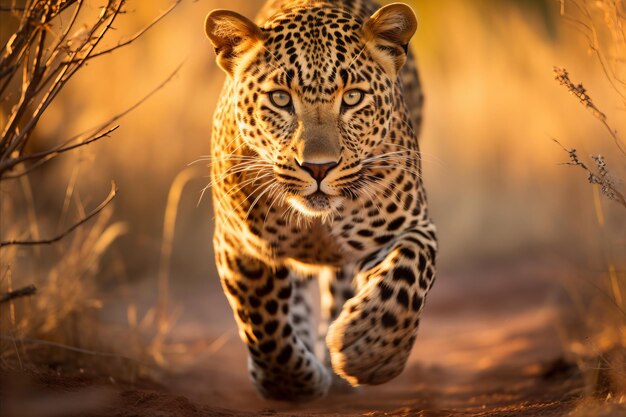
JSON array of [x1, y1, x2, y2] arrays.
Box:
[[0, 257, 595, 417]]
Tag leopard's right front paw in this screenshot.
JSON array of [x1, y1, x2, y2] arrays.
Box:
[[249, 356, 331, 401]]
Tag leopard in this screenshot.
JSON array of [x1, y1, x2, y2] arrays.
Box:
[[204, 0, 437, 401]]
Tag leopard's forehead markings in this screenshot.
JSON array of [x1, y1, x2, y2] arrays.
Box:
[[259, 7, 369, 103]]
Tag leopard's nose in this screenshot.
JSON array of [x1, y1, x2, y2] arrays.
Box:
[[298, 161, 338, 184]]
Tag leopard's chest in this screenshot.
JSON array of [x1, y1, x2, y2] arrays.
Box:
[[242, 203, 346, 265], [241, 195, 420, 267]]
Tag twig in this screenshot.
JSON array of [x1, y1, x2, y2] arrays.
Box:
[[0, 126, 119, 177], [0, 284, 37, 303], [21, 125, 119, 162], [63, 0, 182, 65], [0, 182, 118, 247]]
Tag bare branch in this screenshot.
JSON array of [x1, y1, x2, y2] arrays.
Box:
[[1, 1, 127, 161], [1, 59, 183, 180], [0, 126, 119, 177], [0, 0, 181, 175], [0, 284, 37, 304], [20, 125, 119, 162], [41, 0, 84, 72], [62, 0, 182, 65], [0, 182, 118, 247]]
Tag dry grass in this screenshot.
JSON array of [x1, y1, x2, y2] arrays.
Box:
[[0, 0, 180, 380], [554, 0, 626, 408], [0, 185, 128, 370]]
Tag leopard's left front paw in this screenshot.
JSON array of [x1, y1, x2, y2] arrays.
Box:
[[325, 279, 423, 386]]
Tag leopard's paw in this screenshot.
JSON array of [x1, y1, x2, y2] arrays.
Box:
[[325, 280, 422, 386], [249, 355, 331, 401]]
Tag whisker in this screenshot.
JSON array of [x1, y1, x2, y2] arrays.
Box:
[[244, 182, 278, 223], [211, 162, 273, 185], [217, 171, 274, 201], [263, 184, 285, 228], [219, 177, 277, 225], [199, 170, 274, 208]]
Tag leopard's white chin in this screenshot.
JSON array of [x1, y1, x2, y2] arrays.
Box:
[[287, 192, 341, 220]]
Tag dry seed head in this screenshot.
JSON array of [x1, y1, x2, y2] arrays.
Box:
[[591, 155, 608, 178], [556, 140, 626, 208], [554, 66, 607, 122]]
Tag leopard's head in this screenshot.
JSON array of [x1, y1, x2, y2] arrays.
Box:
[[205, 3, 417, 219]]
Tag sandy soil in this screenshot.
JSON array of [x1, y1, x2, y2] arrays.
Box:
[[1, 257, 589, 417]]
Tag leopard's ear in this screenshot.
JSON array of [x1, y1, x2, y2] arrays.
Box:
[[205, 10, 263, 76], [364, 3, 417, 75]]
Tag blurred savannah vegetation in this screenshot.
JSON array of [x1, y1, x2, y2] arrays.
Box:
[[0, 0, 625, 413]]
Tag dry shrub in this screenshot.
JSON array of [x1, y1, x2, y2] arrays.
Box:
[[0, 0, 179, 380], [555, 0, 626, 404]]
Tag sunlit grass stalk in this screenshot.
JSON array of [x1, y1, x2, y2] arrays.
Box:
[[151, 167, 199, 366]]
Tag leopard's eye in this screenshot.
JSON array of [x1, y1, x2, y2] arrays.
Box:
[[342, 89, 365, 107], [269, 90, 292, 108]]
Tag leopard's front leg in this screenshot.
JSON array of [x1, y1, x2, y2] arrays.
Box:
[[317, 265, 356, 367], [216, 248, 331, 400], [326, 223, 437, 386]]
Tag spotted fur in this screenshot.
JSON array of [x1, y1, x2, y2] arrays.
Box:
[[204, 0, 437, 401]]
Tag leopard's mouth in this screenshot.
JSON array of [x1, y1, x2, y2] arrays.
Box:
[[286, 191, 340, 218]]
